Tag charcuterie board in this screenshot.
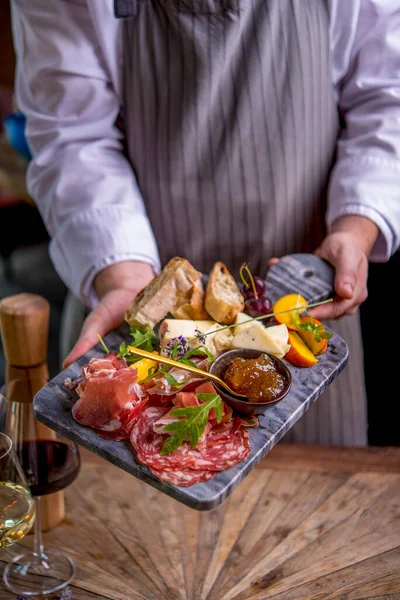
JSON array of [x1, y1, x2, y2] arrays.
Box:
[[33, 254, 348, 510]]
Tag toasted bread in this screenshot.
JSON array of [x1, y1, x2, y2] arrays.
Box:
[[125, 257, 202, 329], [171, 280, 209, 320], [205, 262, 244, 324]]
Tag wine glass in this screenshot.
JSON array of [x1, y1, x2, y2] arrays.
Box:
[[1, 379, 81, 596], [0, 433, 35, 549]]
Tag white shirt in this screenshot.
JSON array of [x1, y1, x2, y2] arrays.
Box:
[[11, 0, 400, 306]]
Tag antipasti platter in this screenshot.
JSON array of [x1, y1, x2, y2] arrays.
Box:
[[34, 254, 348, 510]]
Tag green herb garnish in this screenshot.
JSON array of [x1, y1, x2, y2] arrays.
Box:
[[291, 313, 333, 343], [138, 344, 214, 386], [129, 326, 157, 351], [117, 326, 158, 363], [160, 393, 223, 455], [164, 372, 182, 387], [97, 334, 110, 354]]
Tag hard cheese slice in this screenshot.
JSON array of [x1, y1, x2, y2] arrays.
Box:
[[232, 323, 290, 358], [234, 312, 254, 335]]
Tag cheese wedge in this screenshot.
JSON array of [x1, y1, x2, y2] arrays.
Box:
[[200, 324, 233, 356], [159, 320, 215, 346], [234, 312, 254, 335], [159, 319, 217, 356], [159, 319, 233, 358], [264, 324, 289, 345], [232, 324, 291, 358]]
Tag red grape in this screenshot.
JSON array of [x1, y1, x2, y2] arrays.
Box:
[[253, 276, 268, 297], [243, 288, 256, 301], [244, 296, 273, 318]]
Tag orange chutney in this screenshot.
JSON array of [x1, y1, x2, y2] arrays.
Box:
[[223, 354, 286, 403]]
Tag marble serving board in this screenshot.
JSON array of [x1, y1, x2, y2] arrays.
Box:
[[34, 254, 348, 511]]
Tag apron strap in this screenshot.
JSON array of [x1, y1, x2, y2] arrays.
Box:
[[114, 0, 137, 18]]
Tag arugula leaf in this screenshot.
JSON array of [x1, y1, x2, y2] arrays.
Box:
[[179, 358, 199, 369], [180, 345, 216, 364], [164, 372, 182, 387], [117, 342, 128, 358], [118, 326, 158, 364], [129, 326, 157, 352], [160, 393, 223, 455]]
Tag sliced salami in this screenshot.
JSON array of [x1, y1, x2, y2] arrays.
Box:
[[131, 407, 197, 471], [149, 467, 215, 487], [190, 419, 250, 471], [131, 407, 250, 475]]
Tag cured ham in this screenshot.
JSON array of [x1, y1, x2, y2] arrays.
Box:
[[67, 354, 252, 487], [143, 357, 210, 397], [70, 354, 148, 440]]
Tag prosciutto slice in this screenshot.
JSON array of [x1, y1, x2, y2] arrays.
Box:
[[71, 354, 148, 439]]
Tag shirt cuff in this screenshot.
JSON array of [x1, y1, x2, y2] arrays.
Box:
[[327, 155, 400, 262], [49, 205, 161, 308]]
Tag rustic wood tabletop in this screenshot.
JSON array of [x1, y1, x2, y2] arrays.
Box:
[[1, 444, 400, 600]]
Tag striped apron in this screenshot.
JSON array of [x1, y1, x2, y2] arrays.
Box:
[[116, 0, 368, 445]]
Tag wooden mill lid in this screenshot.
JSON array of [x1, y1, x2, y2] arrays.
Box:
[[0, 293, 50, 367]]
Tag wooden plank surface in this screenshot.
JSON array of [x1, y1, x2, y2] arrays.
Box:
[[1, 445, 400, 600]]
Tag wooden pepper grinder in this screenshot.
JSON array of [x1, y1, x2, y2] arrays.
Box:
[[0, 293, 65, 531]]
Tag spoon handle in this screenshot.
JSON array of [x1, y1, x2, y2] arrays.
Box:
[[126, 346, 246, 398]]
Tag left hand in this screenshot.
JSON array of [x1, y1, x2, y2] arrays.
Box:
[[269, 215, 380, 320]]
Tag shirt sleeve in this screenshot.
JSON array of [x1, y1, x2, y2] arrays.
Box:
[[12, 0, 161, 307], [329, 0, 400, 261]]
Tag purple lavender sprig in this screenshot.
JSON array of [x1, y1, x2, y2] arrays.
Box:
[[165, 335, 190, 358], [194, 328, 206, 345]]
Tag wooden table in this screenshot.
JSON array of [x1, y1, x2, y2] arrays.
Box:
[[1, 445, 400, 600]]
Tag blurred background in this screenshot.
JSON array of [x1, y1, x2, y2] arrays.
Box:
[[0, 1, 398, 445]]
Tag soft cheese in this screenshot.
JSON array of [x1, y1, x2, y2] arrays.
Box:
[[159, 319, 215, 348], [159, 319, 233, 358]]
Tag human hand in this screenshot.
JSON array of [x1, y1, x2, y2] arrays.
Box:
[[268, 216, 379, 320], [62, 261, 154, 368]]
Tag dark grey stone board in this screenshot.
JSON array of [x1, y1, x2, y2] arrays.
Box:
[[34, 254, 348, 511]]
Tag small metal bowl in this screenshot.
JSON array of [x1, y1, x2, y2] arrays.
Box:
[[209, 349, 292, 415]]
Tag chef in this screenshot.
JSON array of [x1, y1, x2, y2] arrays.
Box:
[[11, 0, 400, 445]]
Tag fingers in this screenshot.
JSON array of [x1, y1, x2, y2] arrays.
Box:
[[268, 257, 280, 267], [312, 235, 368, 320], [62, 289, 136, 368]]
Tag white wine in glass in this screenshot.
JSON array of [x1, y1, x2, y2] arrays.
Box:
[[0, 433, 35, 548]]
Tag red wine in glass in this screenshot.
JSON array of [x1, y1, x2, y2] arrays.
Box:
[[18, 440, 81, 497]]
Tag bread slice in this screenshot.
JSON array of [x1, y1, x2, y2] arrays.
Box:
[[171, 280, 209, 320], [205, 262, 244, 324], [125, 257, 202, 329]]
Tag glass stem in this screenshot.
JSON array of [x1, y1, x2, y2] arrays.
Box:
[[33, 496, 45, 559]]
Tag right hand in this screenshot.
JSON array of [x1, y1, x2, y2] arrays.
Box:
[[62, 261, 154, 368]]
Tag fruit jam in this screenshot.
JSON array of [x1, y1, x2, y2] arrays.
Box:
[[224, 354, 286, 403]]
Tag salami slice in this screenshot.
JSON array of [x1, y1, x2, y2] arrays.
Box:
[[149, 467, 215, 487], [131, 407, 197, 471], [190, 419, 250, 471], [131, 407, 250, 477]]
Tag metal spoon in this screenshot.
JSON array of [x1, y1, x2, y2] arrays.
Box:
[[126, 346, 247, 399]]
